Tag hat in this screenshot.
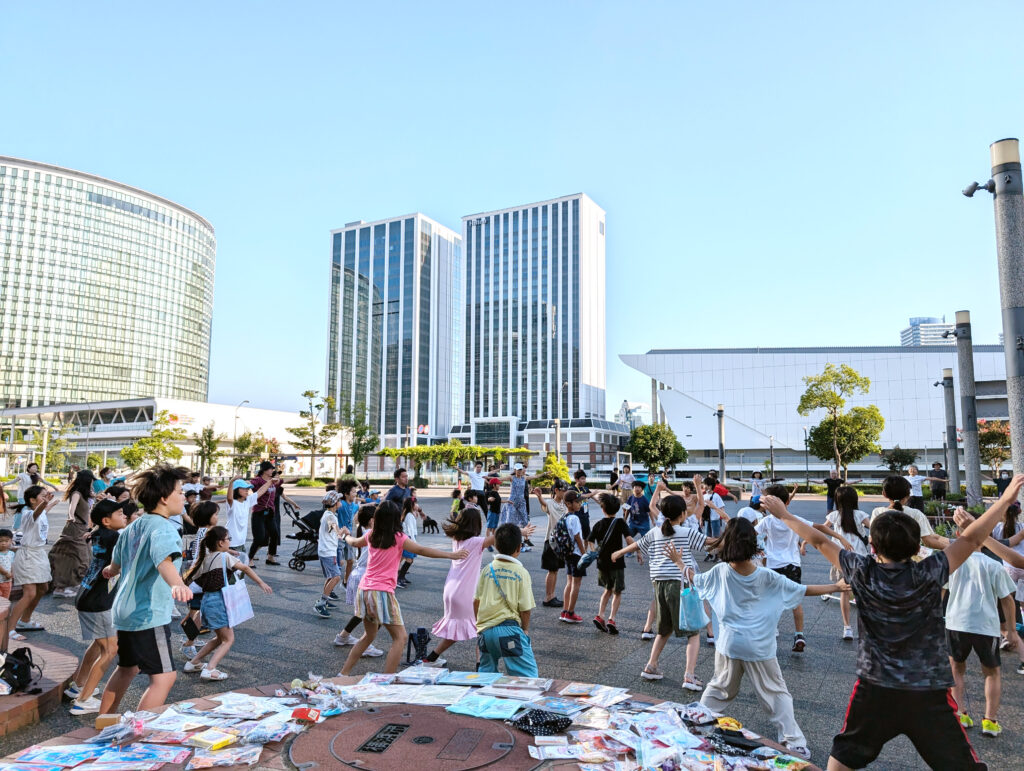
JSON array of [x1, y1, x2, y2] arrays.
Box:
[[92, 498, 128, 520], [232, 479, 254, 491], [513, 463, 524, 471], [751, 494, 761, 506], [323, 491, 341, 507]]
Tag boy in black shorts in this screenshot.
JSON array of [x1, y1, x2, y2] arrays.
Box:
[[763, 475, 1024, 770], [559, 491, 588, 624], [589, 494, 634, 635]]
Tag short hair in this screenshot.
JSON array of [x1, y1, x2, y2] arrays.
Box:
[[474, 461, 483, 467], [132, 464, 189, 512], [870, 510, 920, 562], [563, 491, 580, 505], [189, 471, 200, 479], [494, 523, 523, 555], [717, 518, 759, 563], [184, 489, 198, 498], [339, 480, 357, 496], [763, 483, 790, 502], [632, 480, 645, 489], [394, 467, 407, 480], [463, 489, 480, 503], [574, 469, 587, 480], [191, 501, 219, 528], [597, 493, 621, 516], [0, 528, 13, 540]]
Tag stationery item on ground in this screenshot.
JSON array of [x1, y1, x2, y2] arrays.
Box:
[[404, 685, 472, 706], [527, 744, 609, 761], [73, 763, 165, 771], [359, 672, 397, 685], [573, 707, 612, 730], [0, 764, 67, 771], [677, 701, 720, 725], [437, 670, 503, 686], [526, 695, 587, 716], [476, 685, 545, 701], [186, 728, 238, 751], [571, 730, 633, 755], [446, 692, 524, 720], [186, 744, 263, 769], [365, 684, 428, 703], [579, 685, 631, 709], [14, 745, 102, 765], [140, 731, 191, 744], [395, 664, 448, 684], [558, 681, 599, 696], [534, 735, 568, 746], [93, 746, 192, 765], [492, 676, 553, 690]]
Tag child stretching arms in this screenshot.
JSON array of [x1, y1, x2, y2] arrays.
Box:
[[589, 493, 634, 635], [6, 486, 60, 645], [763, 479, 1024, 771], [340, 501, 468, 674], [671, 519, 843, 761], [182, 526, 272, 680], [334, 505, 384, 657]]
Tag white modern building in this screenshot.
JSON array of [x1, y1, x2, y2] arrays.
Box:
[[326, 214, 463, 448], [0, 156, 216, 408], [621, 345, 1007, 477], [900, 316, 954, 347], [0, 398, 325, 477]]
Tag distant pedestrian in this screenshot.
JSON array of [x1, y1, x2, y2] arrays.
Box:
[[926, 462, 949, 501]]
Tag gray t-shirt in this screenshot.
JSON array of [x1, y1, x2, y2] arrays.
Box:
[[839, 550, 952, 690]]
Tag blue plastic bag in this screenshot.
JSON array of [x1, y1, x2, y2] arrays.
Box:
[[678, 580, 709, 633]]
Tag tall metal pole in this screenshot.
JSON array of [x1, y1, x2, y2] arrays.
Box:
[[940, 369, 961, 495], [989, 138, 1024, 481], [716, 404, 725, 481], [953, 312, 983, 506], [651, 379, 659, 425], [803, 426, 810, 489], [769, 435, 775, 480], [553, 419, 561, 460]]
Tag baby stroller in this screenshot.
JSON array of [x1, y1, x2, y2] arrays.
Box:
[[285, 503, 323, 572]]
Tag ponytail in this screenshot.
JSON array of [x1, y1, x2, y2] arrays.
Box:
[[835, 486, 859, 535], [184, 525, 228, 582], [882, 476, 911, 511], [659, 495, 686, 536]]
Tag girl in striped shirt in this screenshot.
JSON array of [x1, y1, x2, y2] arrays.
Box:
[[613, 477, 719, 689]]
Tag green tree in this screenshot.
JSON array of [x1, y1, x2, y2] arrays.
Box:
[[978, 419, 1012, 477], [534, 452, 572, 485], [669, 440, 689, 470], [287, 390, 343, 481], [625, 423, 681, 473], [86, 453, 103, 470], [232, 431, 267, 475], [338, 402, 379, 474], [120, 410, 186, 469], [879, 445, 918, 474], [192, 422, 226, 477], [798, 363, 875, 477], [806, 406, 885, 478], [33, 422, 75, 473]]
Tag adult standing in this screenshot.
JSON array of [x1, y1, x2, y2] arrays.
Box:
[[198, 476, 217, 502], [925, 462, 949, 501], [702, 474, 727, 541], [182, 471, 203, 498], [456, 462, 487, 500], [502, 463, 534, 549], [613, 464, 636, 505], [50, 469, 96, 597], [385, 467, 413, 506], [903, 466, 926, 512], [609, 467, 619, 498], [269, 469, 287, 562], [92, 468, 114, 496], [823, 471, 843, 514], [248, 462, 297, 567]]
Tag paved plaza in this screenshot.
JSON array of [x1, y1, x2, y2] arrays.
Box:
[[2, 484, 1022, 768]]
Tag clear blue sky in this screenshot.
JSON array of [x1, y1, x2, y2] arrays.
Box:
[[4, 2, 1024, 414]]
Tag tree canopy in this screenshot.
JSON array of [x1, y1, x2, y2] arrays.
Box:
[[120, 410, 186, 469], [625, 423, 683, 473], [798, 364, 878, 477]]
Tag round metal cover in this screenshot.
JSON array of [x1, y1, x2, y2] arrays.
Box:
[[288, 704, 534, 769]]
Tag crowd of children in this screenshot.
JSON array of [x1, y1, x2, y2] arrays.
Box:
[[7, 458, 1024, 769]]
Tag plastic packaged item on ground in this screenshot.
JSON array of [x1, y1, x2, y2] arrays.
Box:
[[185, 744, 263, 769], [573, 707, 612, 730], [475, 685, 545, 701], [526, 744, 610, 761], [139, 730, 191, 744], [436, 670, 503, 686], [525, 695, 588, 716], [404, 685, 472, 706], [492, 676, 554, 690], [445, 692, 524, 720], [570, 729, 634, 755], [186, 728, 238, 751], [395, 664, 448, 684], [558, 681, 599, 696], [73, 763, 165, 771], [0, 763, 68, 771], [534, 735, 568, 746], [579, 685, 631, 709], [677, 702, 720, 725], [358, 672, 396, 685], [14, 745, 102, 765]]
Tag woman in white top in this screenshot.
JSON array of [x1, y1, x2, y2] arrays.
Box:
[[748, 471, 765, 499], [8, 485, 61, 641], [903, 465, 926, 511], [813, 486, 871, 640], [992, 502, 1024, 616], [3, 463, 58, 529]]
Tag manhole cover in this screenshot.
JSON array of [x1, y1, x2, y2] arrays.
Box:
[[289, 704, 532, 769]]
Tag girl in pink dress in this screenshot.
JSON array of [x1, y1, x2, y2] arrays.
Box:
[[420, 506, 535, 667]]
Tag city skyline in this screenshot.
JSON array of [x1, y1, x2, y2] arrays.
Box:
[[3, 3, 1024, 416]]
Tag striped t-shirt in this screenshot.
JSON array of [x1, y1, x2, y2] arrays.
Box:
[[636, 524, 707, 581]]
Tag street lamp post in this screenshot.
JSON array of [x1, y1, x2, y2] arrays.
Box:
[[233, 399, 249, 473], [936, 370, 961, 495], [553, 419, 561, 460], [802, 426, 810, 490], [769, 435, 775, 481], [716, 404, 725, 481], [948, 313, 983, 506]]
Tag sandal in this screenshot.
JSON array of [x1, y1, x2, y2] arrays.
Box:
[[8, 630, 26, 642], [201, 668, 229, 681], [683, 673, 705, 691], [640, 666, 664, 681], [16, 620, 44, 631], [265, 557, 280, 566]]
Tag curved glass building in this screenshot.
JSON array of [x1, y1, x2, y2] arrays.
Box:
[[0, 156, 216, 407]]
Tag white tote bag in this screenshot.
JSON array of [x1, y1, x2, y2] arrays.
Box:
[[219, 553, 254, 628]]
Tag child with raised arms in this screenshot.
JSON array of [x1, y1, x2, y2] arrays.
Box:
[[333, 504, 385, 657]]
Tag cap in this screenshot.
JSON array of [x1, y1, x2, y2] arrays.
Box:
[[93, 499, 129, 519], [513, 463, 524, 471], [323, 491, 341, 507], [232, 479, 254, 491], [750, 494, 761, 506]]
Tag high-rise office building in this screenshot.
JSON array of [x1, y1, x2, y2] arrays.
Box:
[[900, 316, 953, 346], [457, 194, 607, 444], [0, 156, 215, 408], [326, 214, 462, 447]]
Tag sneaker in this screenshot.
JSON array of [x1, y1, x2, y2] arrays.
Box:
[[421, 657, 447, 668], [706, 635, 716, 647], [266, 557, 281, 566], [64, 683, 81, 700], [682, 674, 705, 692], [170, 605, 181, 618], [542, 598, 564, 608], [959, 712, 974, 729], [521, 546, 532, 552], [313, 602, 330, 618], [1016, 661, 1024, 675], [328, 591, 340, 600], [842, 626, 854, 641], [1000, 636, 1014, 651], [792, 634, 806, 653], [559, 611, 570, 623], [593, 615, 608, 633], [362, 644, 385, 658], [982, 719, 1002, 737], [69, 696, 101, 716], [396, 578, 409, 588], [182, 644, 199, 658], [333, 633, 355, 647], [606, 620, 619, 635], [640, 630, 655, 641], [640, 666, 664, 681], [785, 745, 811, 761], [565, 612, 583, 624], [322, 598, 338, 608]]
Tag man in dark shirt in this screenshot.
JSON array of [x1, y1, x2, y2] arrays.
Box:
[[926, 463, 949, 500], [823, 471, 843, 513], [385, 467, 412, 505]]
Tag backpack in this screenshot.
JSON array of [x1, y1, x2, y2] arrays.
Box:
[[0, 647, 41, 693], [550, 514, 575, 560]]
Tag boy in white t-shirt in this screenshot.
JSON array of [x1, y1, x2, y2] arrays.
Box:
[[754, 484, 809, 653], [534, 482, 569, 607], [314, 492, 343, 619]]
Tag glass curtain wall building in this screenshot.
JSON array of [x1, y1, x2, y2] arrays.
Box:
[[327, 214, 462, 447], [0, 156, 216, 407], [459, 193, 607, 433]]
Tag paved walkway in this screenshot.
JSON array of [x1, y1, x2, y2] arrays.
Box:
[[1, 485, 1020, 769]]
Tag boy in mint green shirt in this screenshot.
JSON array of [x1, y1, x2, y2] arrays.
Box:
[[99, 465, 193, 714]]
